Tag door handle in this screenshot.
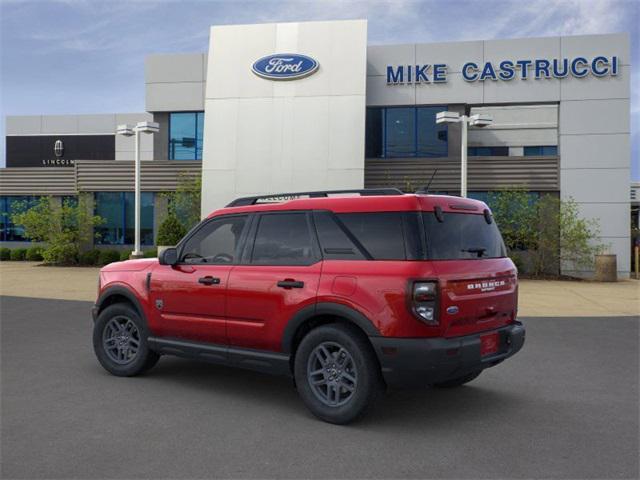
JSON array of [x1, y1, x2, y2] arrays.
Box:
[[198, 276, 221, 286], [277, 279, 304, 289]]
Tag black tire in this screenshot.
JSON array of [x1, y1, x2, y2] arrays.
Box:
[[93, 303, 159, 377], [433, 370, 482, 388], [294, 323, 383, 425]]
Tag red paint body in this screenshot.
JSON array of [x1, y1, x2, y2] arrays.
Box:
[[98, 194, 518, 354]]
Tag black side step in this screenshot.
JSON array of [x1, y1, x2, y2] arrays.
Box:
[[147, 337, 291, 376]]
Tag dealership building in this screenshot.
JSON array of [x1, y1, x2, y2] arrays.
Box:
[[0, 20, 633, 277]]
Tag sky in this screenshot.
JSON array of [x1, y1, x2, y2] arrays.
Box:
[[1, 0, 638, 179]]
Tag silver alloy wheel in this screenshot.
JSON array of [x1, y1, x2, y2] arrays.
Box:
[[102, 315, 141, 365], [307, 341, 358, 407]]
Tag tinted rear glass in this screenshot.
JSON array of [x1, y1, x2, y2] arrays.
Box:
[[336, 213, 406, 260], [423, 212, 506, 260]]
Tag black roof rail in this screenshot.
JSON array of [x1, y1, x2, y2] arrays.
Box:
[[225, 188, 404, 207]]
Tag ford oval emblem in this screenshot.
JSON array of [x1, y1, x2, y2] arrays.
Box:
[[252, 53, 319, 81], [447, 306, 459, 315]]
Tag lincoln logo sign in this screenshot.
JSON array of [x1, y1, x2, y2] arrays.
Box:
[[386, 55, 620, 84], [252, 54, 319, 80], [54, 139, 64, 158]]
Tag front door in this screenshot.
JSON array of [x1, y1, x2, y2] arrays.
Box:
[[150, 214, 249, 344], [226, 211, 322, 352]]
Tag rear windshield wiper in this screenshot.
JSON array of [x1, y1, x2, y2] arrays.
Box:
[[461, 247, 487, 258]]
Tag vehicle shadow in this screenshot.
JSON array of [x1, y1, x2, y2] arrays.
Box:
[[134, 355, 528, 430]]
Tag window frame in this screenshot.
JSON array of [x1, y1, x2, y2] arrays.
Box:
[[242, 211, 322, 267], [175, 213, 251, 265]]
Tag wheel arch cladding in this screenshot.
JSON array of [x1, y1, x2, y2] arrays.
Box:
[[282, 302, 380, 356], [96, 286, 146, 322]]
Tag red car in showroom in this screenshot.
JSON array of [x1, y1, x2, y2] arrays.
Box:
[[92, 189, 525, 424]]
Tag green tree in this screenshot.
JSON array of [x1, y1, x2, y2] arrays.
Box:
[[488, 188, 538, 252], [157, 213, 187, 246], [488, 189, 604, 277], [11, 197, 104, 265], [163, 173, 202, 231]]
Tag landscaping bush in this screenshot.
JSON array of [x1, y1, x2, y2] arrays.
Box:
[[11, 196, 104, 265], [10, 248, 27, 261], [489, 189, 604, 277], [143, 248, 158, 258], [79, 249, 101, 266], [98, 250, 121, 266], [43, 243, 79, 265], [157, 213, 187, 246], [0, 248, 11, 261], [120, 250, 132, 261], [25, 246, 44, 261]]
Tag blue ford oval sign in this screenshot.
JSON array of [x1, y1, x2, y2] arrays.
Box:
[[252, 53, 319, 80]]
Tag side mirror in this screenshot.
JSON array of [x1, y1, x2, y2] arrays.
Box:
[[159, 247, 178, 266]]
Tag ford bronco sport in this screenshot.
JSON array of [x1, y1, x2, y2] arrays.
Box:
[[92, 189, 525, 424]]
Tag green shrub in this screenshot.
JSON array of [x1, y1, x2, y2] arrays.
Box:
[[11, 196, 104, 265], [98, 250, 121, 266], [0, 248, 11, 261], [157, 213, 187, 246], [79, 249, 101, 266], [120, 250, 132, 261], [10, 248, 27, 261], [43, 243, 79, 265], [143, 248, 158, 258], [25, 246, 44, 261]]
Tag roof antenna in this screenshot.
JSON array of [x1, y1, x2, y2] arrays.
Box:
[[416, 169, 438, 194]]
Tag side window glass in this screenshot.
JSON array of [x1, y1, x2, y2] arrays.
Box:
[[336, 212, 407, 260], [313, 211, 366, 260], [180, 216, 247, 264], [251, 213, 315, 265]]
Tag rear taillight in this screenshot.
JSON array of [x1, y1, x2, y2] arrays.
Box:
[[411, 281, 438, 325]]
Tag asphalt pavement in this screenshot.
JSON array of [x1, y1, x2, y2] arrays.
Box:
[[1, 295, 638, 479]]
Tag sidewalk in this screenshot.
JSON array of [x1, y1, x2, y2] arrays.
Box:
[[0, 261, 638, 317]]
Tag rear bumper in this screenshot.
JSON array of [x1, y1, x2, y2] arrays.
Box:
[[370, 322, 525, 388]]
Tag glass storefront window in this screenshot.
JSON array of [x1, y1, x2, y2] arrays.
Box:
[[0, 196, 39, 242], [416, 107, 448, 157], [468, 146, 509, 156], [365, 106, 448, 158], [524, 146, 558, 156], [169, 112, 204, 160], [95, 192, 154, 245], [386, 108, 415, 157]]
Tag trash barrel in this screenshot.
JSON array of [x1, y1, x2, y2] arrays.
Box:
[[594, 254, 617, 282]]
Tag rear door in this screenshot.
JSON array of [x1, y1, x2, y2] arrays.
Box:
[[225, 211, 322, 351], [422, 211, 517, 338]]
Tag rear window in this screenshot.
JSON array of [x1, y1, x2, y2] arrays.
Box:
[[423, 212, 506, 260]]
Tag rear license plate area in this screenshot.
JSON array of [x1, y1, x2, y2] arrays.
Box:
[[480, 332, 500, 356]]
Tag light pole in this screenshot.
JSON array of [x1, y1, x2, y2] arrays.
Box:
[[116, 121, 159, 258], [436, 111, 492, 198]]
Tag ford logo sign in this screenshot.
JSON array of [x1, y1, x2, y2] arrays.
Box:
[[252, 53, 319, 81]]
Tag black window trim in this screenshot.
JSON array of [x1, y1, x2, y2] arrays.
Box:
[[175, 212, 252, 266], [244, 210, 322, 267]]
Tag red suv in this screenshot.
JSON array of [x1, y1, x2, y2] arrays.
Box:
[[92, 189, 525, 424]]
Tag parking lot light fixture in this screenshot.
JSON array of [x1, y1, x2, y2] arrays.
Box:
[[116, 122, 159, 258], [436, 111, 493, 198]]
